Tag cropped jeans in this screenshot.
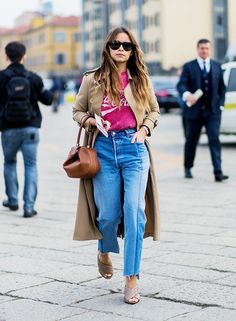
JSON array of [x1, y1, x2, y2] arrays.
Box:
[[92, 128, 150, 277], [1, 127, 39, 211]]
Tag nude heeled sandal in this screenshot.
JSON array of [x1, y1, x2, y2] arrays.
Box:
[[124, 285, 140, 304], [97, 253, 113, 279]]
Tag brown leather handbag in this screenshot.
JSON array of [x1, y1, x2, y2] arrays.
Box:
[[63, 119, 100, 179]]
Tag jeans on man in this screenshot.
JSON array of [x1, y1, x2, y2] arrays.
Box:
[[1, 127, 39, 211]]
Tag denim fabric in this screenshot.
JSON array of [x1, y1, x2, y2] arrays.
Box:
[[1, 127, 39, 210], [92, 128, 149, 277]]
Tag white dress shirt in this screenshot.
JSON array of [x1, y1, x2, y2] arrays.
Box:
[[197, 56, 210, 73]]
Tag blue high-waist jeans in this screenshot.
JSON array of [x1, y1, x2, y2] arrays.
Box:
[[1, 127, 39, 211], [93, 128, 150, 277]]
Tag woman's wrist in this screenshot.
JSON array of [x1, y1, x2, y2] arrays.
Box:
[[139, 127, 147, 137], [85, 117, 96, 127], [140, 126, 149, 136]]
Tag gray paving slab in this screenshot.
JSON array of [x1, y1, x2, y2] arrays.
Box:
[[40, 265, 102, 283], [0, 273, 51, 294], [82, 273, 187, 296], [161, 222, 227, 235], [10, 281, 110, 306], [156, 281, 236, 309], [142, 261, 230, 281], [8, 224, 73, 239], [0, 244, 96, 266], [75, 294, 200, 321], [206, 236, 236, 247], [215, 229, 236, 238], [0, 299, 85, 321], [207, 256, 236, 272], [0, 295, 14, 304], [180, 216, 236, 229], [151, 241, 225, 255], [0, 232, 77, 251], [153, 252, 223, 268], [213, 274, 236, 287], [170, 307, 236, 321], [0, 256, 76, 275], [60, 311, 144, 321], [0, 108, 235, 320], [158, 231, 218, 244]]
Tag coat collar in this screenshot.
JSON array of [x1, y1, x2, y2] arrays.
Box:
[[91, 69, 133, 116], [96, 68, 133, 82]]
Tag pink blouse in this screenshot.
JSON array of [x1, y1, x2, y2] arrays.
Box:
[[101, 71, 136, 131]]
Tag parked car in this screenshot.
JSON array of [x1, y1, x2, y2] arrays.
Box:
[[150, 76, 180, 113], [221, 61, 236, 135]]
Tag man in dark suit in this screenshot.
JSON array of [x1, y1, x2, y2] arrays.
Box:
[[177, 39, 228, 182]]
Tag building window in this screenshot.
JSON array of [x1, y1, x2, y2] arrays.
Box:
[[23, 38, 32, 47], [155, 40, 160, 53], [150, 42, 154, 52], [54, 31, 66, 43], [84, 32, 89, 41], [55, 53, 66, 64], [84, 12, 89, 21], [38, 33, 45, 43], [85, 52, 90, 61], [73, 32, 80, 42], [94, 7, 102, 19], [213, 0, 228, 61], [143, 41, 150, 54], [154, 13, 160, 26]]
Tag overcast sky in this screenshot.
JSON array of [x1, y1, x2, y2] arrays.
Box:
[[0, 0, 82, 28]]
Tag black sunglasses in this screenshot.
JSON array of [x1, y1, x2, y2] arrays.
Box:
[[108, 41, 134, 52]]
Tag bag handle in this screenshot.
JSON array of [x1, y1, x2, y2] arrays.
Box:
[[76, 115, 94, 148]]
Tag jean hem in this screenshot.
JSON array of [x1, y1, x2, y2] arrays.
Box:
[[123, 273, 140, 280]]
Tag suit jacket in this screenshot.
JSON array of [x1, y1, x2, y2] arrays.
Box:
[[177, 59, 226, 119], [72, 69, 161, 241]]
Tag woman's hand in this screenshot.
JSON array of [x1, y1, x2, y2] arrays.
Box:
[[102, 119, 111, 131], [85, 117, 96, 127], [131, 127, 147, 143], [85, 117, 111, 131]]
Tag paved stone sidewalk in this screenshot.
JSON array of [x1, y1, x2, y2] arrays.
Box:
[[0, 106, 235, 321]]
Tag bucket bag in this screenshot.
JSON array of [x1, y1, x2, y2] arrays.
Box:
[[63, 119, 100, 178]]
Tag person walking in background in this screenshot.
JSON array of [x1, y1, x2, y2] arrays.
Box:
[[72, 27, 160, 304], [177, 39, 228, 182], [50, 76, 64, 112], [0, 41, 53, 217]]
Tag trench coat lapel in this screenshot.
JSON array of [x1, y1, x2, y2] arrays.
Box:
[[90, 82, 104, 116], [124, 83, 139, 114]]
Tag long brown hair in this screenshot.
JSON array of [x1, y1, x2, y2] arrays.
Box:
[[94, 27, 150, 110]]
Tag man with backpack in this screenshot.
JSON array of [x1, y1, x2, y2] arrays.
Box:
[[0, 41, 53, 217]]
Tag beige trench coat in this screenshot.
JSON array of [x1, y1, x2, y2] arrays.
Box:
[[72, 69, 161, 241]]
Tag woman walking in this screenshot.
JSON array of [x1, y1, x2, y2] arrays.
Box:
[[73, 27, 160, 304]]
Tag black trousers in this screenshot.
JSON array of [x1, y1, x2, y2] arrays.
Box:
[[184, 111, 222, 174]]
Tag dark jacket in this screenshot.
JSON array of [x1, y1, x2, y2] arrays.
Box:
[[0, 63, 53, 131], [177, 59, 226, 119]]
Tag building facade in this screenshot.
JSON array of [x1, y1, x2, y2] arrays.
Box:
[[0, 15, 80, 77], [81, 1, 109, 70], [81, 0, 236, 73]]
